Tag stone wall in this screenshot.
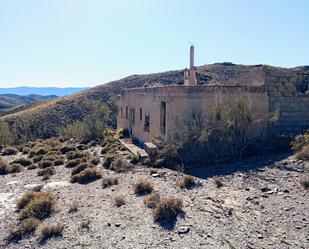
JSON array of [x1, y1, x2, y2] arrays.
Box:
[[265, 68, 309, 135]]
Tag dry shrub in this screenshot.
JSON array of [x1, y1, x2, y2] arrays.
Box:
[[12, 157, 33, 167], [296, 145, 309, 161], [90, 157, 100, 165], [300, 179, 309, 190], [38, 223, 64, 242], [33, 155, 43, 163], [77, 144, 88, 150], [103, 154, 115, 169], [37, 167, 56, 178], [291, 130, 309, 152], [71, 163, 93, 176], [0, 158, 10, 175], [102, 176, 118, 188], [7, 218, 39, 243], [212, 176, 223, 188], [20, 192, 56, 220], [66, 151, 89, 160], [28, 164, 38, 170], [32, 185, 44, 192], [114, 195, 126, 207], [22, 147, 30, 155], [133, 180, 153, 196], [60, 145, 76, 154], [144, 193, 160, 209], [110, 157, 131, 173], [65, 158, 82, 168], [3, 146, 18, 156], [153, 197, 184, 223], [177, 175, 197, 189], [8, 163, 23, 174], [53, 158, 64, 166], [17, 192, 37, 210], [39, 160, 53, 168], [70, 168, 102, 184], [29, 147, 49, 157]]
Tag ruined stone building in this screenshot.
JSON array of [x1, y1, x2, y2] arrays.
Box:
[[117, 46, 309, 144]]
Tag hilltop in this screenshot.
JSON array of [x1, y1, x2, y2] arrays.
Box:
[[0, 63, 308, 140]]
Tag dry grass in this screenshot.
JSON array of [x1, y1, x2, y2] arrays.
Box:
[[19, 191, 56, 220], [144, 193, 160, 209], [212, 176, 223, 188], [110, 157, 132, 173], [177, 175, 197, 189], [70, 168, 102, 184], [133, 180, 153, 196], [12, 157, 33, 167], [102, 176, 119, 188], [114, 195, 126, 207], [296, 145, 309, 161], [300, 179, 309, 190], [7, 218, 39, 243], [153, 197, 184, 223], [38, 223, 64, 242], [3, 146, 18, 155]]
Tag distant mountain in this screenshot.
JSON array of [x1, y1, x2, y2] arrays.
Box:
[[0, 87, 88, 96], [0, 94, 57, 110]]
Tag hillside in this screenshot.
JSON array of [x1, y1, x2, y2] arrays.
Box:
[[0, 87, 88, 97], [0, 63, 308, 140], [0, 94, 57, 111]]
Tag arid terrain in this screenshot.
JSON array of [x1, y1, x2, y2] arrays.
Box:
[[0, 139, 308, 249]]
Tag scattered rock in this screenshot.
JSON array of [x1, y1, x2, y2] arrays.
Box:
[[178, 226, 190, 234]]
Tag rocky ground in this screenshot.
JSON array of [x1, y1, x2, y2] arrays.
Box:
[[0, 147, 308, 249]]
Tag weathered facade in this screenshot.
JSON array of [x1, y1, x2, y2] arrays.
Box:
[[117, 47, 309, 144]]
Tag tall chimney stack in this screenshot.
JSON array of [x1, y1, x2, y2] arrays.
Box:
[[190, 45, 194, 69]]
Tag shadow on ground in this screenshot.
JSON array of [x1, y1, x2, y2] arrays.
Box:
[[184, 152, 291, 180]]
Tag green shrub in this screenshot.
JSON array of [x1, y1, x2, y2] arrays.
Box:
[[38, 223, 64, 242], [20, 192, 56, 220], [61, 101, 109, 142], [3, 146, 19, 156], [12, 157, 33, 167], [70, 168, 102, 184], [133, 180, 153, 196], [153, 197, 184, 223], [7, 218, 39, 243]]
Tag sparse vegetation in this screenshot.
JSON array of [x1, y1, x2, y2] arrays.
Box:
[[144, 193, 160, 208], [38, 223, 64, 242], [212, 176, 223, 188], [102, 176, 118, 188], [153, 197, 184, 223], [134, 180, 153, 196], [70, 168, 102, 184], [110, 157, 132, 172], [12, 157, 33, 166], [65, 158, 82, 168], [3, 146, 19, 155], [300, 179, 309, 190], [296, 145, 309, 161], [19, 191, 56, 220], [114, 195, 126, 207], [177, 175, 197, 189], [7, 218, 39, 243]]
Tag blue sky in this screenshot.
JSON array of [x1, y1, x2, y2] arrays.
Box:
[[0, 0, 308, 87]]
